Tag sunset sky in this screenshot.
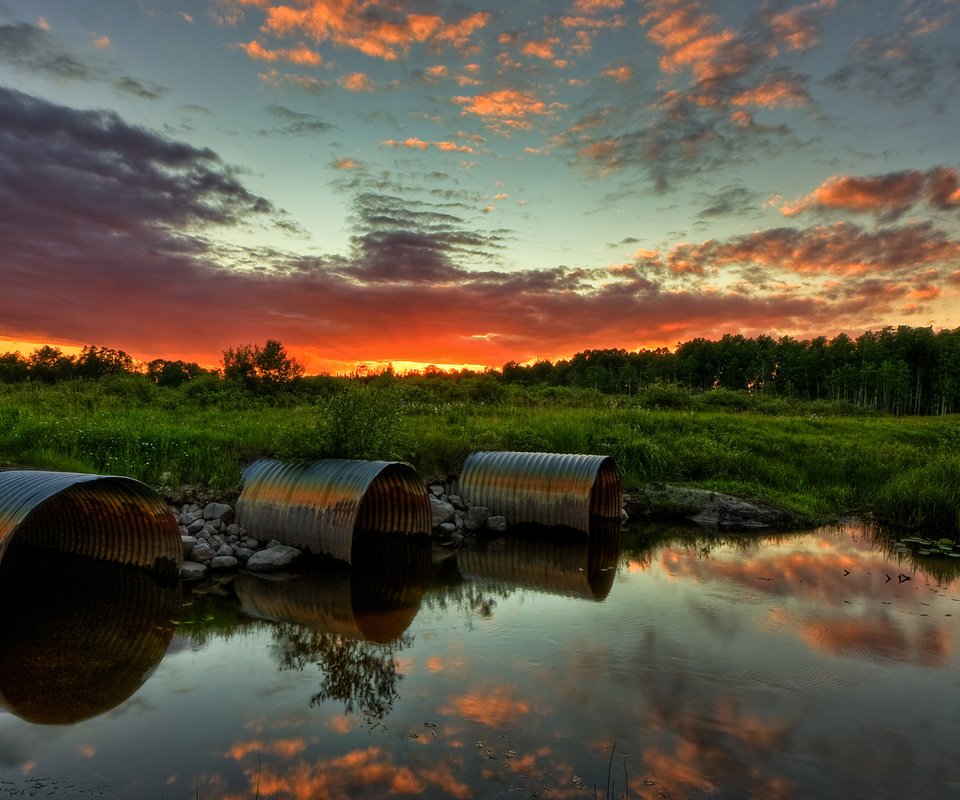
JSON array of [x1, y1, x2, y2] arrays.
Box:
[[2, 0, 958, 374]]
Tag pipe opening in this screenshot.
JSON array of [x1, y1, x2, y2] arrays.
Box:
[[0, 472, 183, 577], [459, 451, 622, 533], [237, 459, 431, 564]]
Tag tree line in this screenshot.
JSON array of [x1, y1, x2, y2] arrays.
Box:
[[2, 326, 959, 415], [500, 326, 960, 415]]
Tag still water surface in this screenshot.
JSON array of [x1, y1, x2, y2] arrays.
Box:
[[1, 522, 959, 799]]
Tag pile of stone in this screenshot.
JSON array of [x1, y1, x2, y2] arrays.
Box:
[[427, 481, 507, 541], [174, 484, 512, 581], [175, 501, 301, 581]]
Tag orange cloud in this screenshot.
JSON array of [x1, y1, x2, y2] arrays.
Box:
[[601, 64, 633, 82], [226, 738, 309, 760], [669, 221, 960, 276], [574, 0, 624, 10], [222, 746, 472, 800], [382, 137, 474, 153], [731, 77, 810, 108], [338, 71, 374, 91], [522, 37, 561, 60], [782, 168, 960, 217], [441, 686, 531, 727], [246, 1, 490, 62], [453, 89, 561, 132], [768, 0, 836, 52], [93, 35, 111, 48], [641, 0, 737, 81], [240, 39, 322, 65]]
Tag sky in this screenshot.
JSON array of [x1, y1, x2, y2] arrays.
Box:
[[1, 0, 958, 374]]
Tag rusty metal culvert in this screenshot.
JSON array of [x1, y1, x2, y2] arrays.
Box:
[[457, 451, 622, 533], [0, 470, 183, 576], [235, 459, 432, 564]]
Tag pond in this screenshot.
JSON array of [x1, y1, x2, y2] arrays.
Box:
[[1, 521, 959, 799]]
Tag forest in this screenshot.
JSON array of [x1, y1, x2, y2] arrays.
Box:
[[2, 325, 959, 416]]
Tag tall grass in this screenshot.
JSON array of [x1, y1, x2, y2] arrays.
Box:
[[1, 380, 958, 532]]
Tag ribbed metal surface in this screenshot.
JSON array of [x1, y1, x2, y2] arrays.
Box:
[[0, 470, 182, 575], [235, 538, 430, 644], [455, 521, 622, 600], [0, 549, 180, 724], [458, 451, 622, 533], [235, 459, 432, 564]]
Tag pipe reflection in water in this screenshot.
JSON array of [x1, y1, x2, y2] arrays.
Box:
[[453, 519, 622, 601], [235, 533, 432, 722], [0, 545, 180, 725]]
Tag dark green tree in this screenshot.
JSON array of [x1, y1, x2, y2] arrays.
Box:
[[27, 346, 75, 383]]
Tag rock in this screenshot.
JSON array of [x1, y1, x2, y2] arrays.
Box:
[[486, 515, 508, 532], [189, 541, 216, 563], [428, 484, 445, 498], [447, 494, 465, 510], [464, 505, 490, 531], [235, 547, 254, 562], [216, 544, 234, 557], [186, 518, 205, 535], [180, 561, 208, 580], [438, 522, 458, 536], [242, 537, 260, 550], [430, 496, 456, 528], [180, 511, 201, 525], [181, 535, 197, 559], [624, 484, 789, 530], [246, 545, 302, 573], [209, 556, 239, 570], [203, 502, 234, 523]]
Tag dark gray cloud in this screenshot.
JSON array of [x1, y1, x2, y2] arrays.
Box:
[[825, 34, 938, 105], [0, 22, 90, 80], [0, 84, 276, 233], [346, 192, 505, 282], [570, 92, 796, 194], [697, 185, 760, 219], [559, 1, 829, 193], [261, 104, 336, 135], [114, 75, 167, 100]]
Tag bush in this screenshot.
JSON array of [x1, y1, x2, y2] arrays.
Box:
[[281, 382, 410, 462]]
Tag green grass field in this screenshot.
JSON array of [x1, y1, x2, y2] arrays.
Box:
[[1, 377, 957, 533]]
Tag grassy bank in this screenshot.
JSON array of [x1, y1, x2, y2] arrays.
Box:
[[1, 378, 957, 533]]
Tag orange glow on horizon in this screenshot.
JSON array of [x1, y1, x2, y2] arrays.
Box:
[[0, 338, 85, 359], [1, 336, 673, 377]]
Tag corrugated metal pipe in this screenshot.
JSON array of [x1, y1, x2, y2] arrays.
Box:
[[0, 470, 183, 576], [457, 451, 622, 534], [235, 459, 432, 564]]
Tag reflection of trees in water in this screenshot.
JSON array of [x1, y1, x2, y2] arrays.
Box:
[[621, 522, 798, 562], [422, 577, 513, 626], [857, 520, 960, 585], [242, 534, 430, 724], [270, 624, 412, 721]]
